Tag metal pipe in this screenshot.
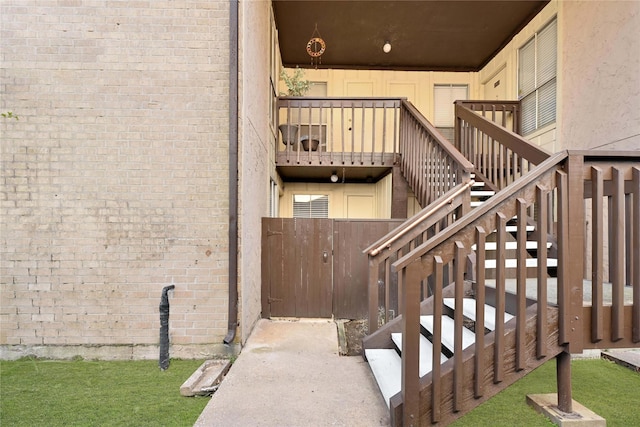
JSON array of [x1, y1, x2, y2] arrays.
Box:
[[159, 285, 175, 370], [224, 0, 239, 346], [369, 180, 474, 257]]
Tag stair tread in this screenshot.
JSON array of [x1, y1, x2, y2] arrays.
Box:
[[364, 348, 401, 408], [484, 258, 558, 269], [504, 225, 535, 232], [470, 190, 496, 197], [472, 241, 552, 250], [391, 333, 448, 377], [420, 315, 475, 352], [443, 298, 514, 331]]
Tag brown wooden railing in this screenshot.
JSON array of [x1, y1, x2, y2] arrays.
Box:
[[454, 100, 550, 191], [387, 151, 639, 425], [276, 97, 401, 166], [400, 100, 474, 208], [276, 98, 473, 206], [364, 181, 474, 334]]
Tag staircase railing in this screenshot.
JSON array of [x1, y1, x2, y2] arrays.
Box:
[[363, 101, 474, 334], [454, 100, 550, 191], [400, 100, 474, 208], [390, 150, 639, 425], [364, 181, 474, 334]]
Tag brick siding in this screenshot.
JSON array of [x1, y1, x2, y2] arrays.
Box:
[[0, 1, 231, 358]]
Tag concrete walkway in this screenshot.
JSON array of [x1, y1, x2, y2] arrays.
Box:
[[194, 319, 389, 427]]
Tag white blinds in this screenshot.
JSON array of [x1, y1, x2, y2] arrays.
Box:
[[518, 39, 536, 97], [537, 21, 557, 86], [434, 84, 468, 128], [293, 195, 329, 218], [518, 18, 557, 135]]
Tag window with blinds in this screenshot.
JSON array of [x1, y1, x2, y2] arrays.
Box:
[[434, 84, 468, 141], [293, 195, 329, 218], [518, 18, 557, 135]]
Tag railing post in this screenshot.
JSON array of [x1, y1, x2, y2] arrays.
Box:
[[402, 260, 423, 427], [565, 153, 585, 353], [556, 153, 585, 414]]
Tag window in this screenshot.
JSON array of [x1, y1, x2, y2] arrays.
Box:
[[519, 18, 557, 135], [293, 195, 329, 218], [434, 84, 468, 141]]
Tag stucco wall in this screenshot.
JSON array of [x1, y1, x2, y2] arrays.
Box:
[[238, 1, 272, 344], [0, 1, 232, 359], [557, 0, 640, 150]]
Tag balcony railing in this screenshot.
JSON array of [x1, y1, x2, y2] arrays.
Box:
[[276, 97, 473, 206], [276, 97, 401, 166]]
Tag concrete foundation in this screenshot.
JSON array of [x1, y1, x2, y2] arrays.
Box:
[[527, 393, 606, 427]]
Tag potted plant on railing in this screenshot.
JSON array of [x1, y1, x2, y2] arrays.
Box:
[[279, 67, 311, 148]]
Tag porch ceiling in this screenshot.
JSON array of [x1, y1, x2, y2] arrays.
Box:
[[273, 0, 549, 72], [277, 164, 392, 184]]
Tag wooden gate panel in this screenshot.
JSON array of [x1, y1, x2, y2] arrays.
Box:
[[297, 219, 333, 318], [262, 218, 333, 318], [333, 220, 404, 319], [263, 218, 402, 319]]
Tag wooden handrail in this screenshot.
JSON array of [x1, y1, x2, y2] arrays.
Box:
[[455, 102, 550, 165], [403, 100, 474, 172], [365, 181, 474, 257], [393, 151, 568, 271]]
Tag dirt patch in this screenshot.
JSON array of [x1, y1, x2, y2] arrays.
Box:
[[343, 319, 368, 356]]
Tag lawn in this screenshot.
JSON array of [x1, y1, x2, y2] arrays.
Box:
[[0, 358, 210, 427], [1, 357, 638, 426], [452, 358, 640, 427]]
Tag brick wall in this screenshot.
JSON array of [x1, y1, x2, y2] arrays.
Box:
[[0, 1, 232, 359]]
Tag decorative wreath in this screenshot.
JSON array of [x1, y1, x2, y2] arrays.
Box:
[[306, 37, 326, 58]]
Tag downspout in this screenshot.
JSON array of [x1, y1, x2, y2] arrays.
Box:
[[224, 0, 239, 346]]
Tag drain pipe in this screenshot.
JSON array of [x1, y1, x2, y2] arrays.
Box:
[[159, 284, 175, 370], [224, 0, 239, 346]]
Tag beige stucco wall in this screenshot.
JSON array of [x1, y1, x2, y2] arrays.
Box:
[[301, 69, 478, 124], [280, 178, 392, 219], [557, 0, 640, 151], [238, 1, 273, 344], [479, 1, 559, 152], [0, 1, 233, 360]]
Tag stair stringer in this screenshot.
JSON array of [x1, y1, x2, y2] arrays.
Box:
[[389, 303, 564, 426]]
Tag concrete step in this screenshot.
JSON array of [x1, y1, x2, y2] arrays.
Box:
[[443, 298, 514, 331]]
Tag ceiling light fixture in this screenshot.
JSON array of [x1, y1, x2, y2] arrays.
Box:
[[330, 172, 339, 183], [383, 41, 392, 54]]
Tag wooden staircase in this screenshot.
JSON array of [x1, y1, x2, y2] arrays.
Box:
[[362, 100, 639, 426], [364, 182, 564, 425], [365, 288, 565, 425]]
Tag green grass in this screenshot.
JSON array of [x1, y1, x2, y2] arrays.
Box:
[[452, 358, 640, 426], [1, 357, 638, 426], [0, 359, 210, 427]]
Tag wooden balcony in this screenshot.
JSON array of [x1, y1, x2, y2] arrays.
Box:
[[276, 97, 400, 183]]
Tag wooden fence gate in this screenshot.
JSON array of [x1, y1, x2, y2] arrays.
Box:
[[261, 218, 403, 319]]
